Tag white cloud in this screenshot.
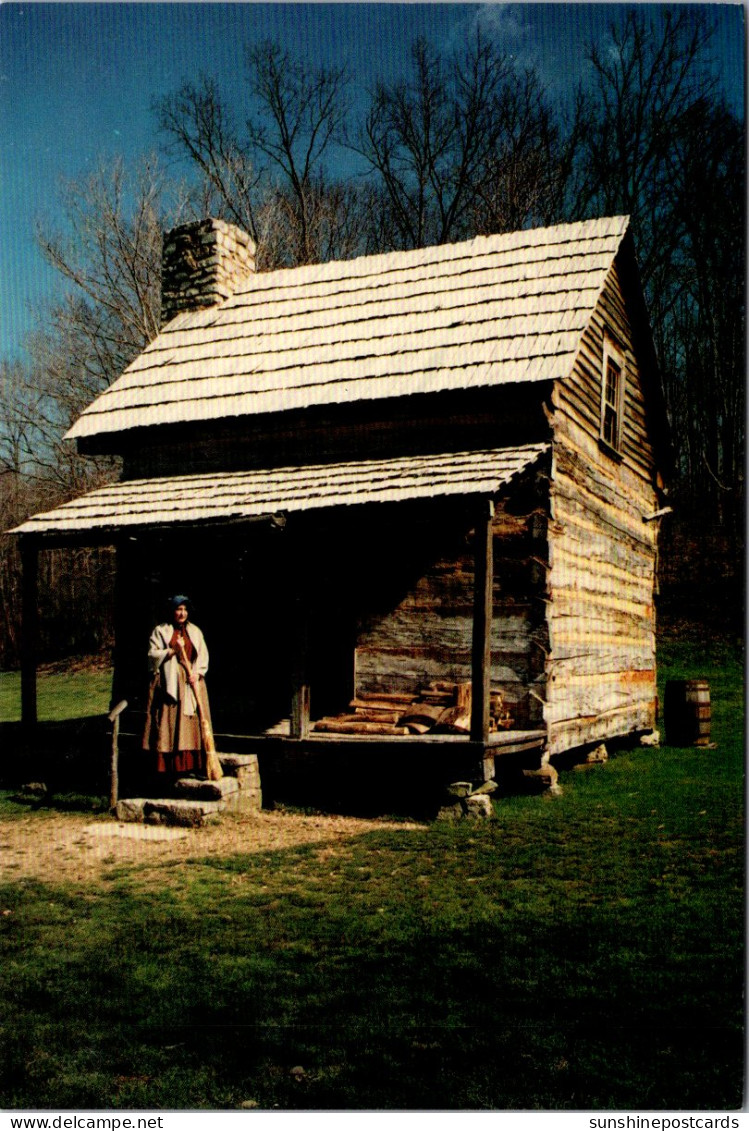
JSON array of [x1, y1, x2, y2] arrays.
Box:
[[468, 3, 541, 69], [472, 3, 529, 47]]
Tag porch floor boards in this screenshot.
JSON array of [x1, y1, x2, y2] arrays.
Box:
[[214, 726, 547, 757]]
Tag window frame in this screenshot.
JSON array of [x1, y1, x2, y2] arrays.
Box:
[[599, 332, 626, 457]]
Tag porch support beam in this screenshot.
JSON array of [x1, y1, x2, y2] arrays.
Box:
[[289, 533, 311, 739], [291, 655, 310, 738], [470, 497, 494, 747], [20, 536, 39, 729], [110, 536, 142, 709]]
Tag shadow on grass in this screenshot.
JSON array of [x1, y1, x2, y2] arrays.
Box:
[[0, 814, 743, 1112], [4, 790, 110, 815]]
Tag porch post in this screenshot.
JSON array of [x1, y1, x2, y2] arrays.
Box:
[[20, 535, 39, 728], [110, 536, 144, 709], [470, 497, 494, 745], [290, 606, 311, 738], [289, 530, 311, 739]]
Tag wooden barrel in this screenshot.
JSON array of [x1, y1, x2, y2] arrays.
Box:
[[664, 679, 711, 747]]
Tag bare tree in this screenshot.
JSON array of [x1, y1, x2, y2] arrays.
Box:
[[155, 75, 262, 241], [357, 35, 576, 250], [572, 4, 743, 615], [156, 43, 366, 268], [665, 97, 744, 529], [471, 68, 584, 235], [246, 41, 356, 265], [36, 153, 187, 368], [575, 8, 717, 291]]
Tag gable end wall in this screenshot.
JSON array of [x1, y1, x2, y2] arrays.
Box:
[[545, 257, 659, 755]]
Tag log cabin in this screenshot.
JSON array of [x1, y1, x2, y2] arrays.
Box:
[[12, 214, 670, 805]]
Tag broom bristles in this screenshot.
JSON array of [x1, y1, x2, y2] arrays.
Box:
[[180, 648, 223, 781], [200, 714, 223, 780]]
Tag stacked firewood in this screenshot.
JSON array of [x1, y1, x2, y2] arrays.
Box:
[[312, 682, 513, 736]]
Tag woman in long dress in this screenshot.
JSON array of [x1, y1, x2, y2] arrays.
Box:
[[142, 595, 212, 781]]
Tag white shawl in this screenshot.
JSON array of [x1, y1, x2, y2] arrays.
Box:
[[147, 621, 208, 716]]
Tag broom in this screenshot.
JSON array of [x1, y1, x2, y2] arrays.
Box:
[[176, 644, 223, 781]]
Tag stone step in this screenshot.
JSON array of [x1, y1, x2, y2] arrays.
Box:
[[115, 797, 223, 827], [173, 776, 240, 801], [219, 753, 258, 774], [114, 752, 262, 826], [218, 753, 262, 788]]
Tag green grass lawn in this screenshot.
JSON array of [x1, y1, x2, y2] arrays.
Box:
[[0, 640, 743, 1110], [0, 668, 113, 723]]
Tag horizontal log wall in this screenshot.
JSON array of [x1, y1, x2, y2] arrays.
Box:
[[546, 256, 658, 755], [118, 385, 551, 477], [356, 474, 549, 728]]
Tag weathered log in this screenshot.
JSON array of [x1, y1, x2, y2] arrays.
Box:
[[353, 691, 415, 704], [313, 720, 410, 735], [455, 682, 472, 711], [350, 710, 402, 723], [398, 702, 445, 727], [432, 706, 471, 734], [349, 697, 414, 712]]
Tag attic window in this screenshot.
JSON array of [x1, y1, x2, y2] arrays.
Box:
[[600, 335, 625, 454]]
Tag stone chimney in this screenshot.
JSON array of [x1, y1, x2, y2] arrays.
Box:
[[160, 218, 256, 328]]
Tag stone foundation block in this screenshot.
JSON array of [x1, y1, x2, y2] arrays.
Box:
[[143, 800, 222, 827], [174, 776, 240, 801], [470, 780, 498, 795], [240, 789, 263, 811], [521, 764, 561, 795], [219, 753, 260, 775], [20, 782, 48, 798], [465, 793, 494, 819], [115, 798, 148, 823], [436, 803, 463, 822], [640, 730, 660, 747], [572, 744, 609, 771], [445, 781, 473, 800]]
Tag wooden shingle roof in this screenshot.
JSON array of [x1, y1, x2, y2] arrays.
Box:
[[66, 215, 630, 441], [12, 444, 549, 536]]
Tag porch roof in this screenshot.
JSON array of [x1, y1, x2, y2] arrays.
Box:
[[12, 443, 548, 538]]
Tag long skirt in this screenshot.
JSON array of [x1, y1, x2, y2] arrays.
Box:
[[142, 667, 212, 777]]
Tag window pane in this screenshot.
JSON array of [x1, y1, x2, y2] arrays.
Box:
[[603, 405, 618, 446], [606, 358, 621, 407]]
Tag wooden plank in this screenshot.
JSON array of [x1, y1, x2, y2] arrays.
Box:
[[555, 256, 657, 483], [547, 700, 656, 755], [553, 440, 655, 518], [552, 484, 655, 552], [544, 675, 655, 726], [552, 437, 657, 517], [470, 499, 494, 743]]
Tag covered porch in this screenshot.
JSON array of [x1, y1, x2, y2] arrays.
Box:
[[13, 444, 550, 805]]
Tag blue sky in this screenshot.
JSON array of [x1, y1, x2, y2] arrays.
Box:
[[0, 2, 744, 365]]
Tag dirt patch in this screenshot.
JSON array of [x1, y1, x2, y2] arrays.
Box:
[[0, 809, 424, 887]]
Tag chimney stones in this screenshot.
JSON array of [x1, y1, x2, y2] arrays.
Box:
[[160, 218, 256, 328]]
